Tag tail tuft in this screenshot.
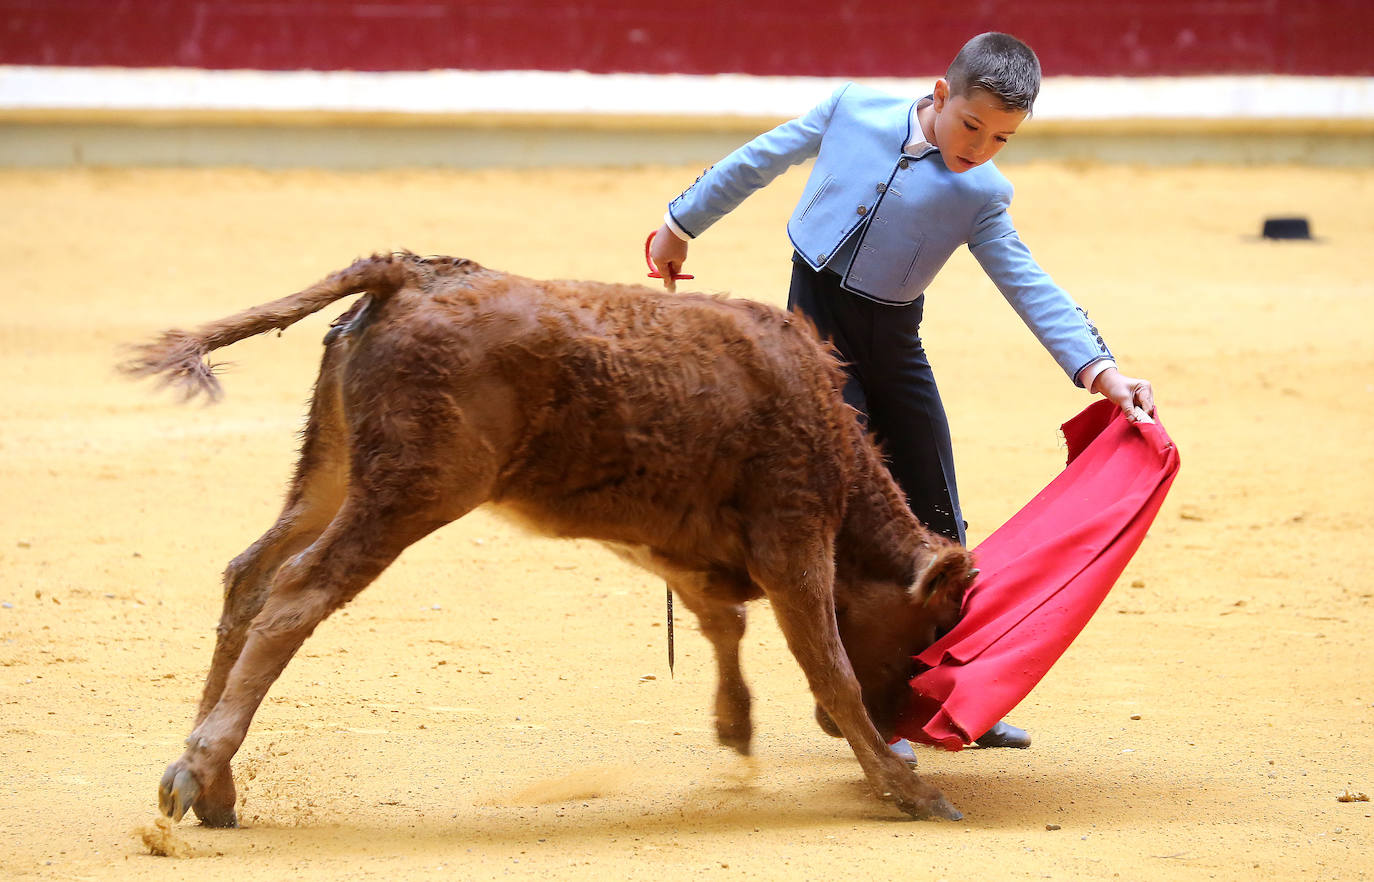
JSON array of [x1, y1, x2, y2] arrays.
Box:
[[119, 330, 225, 403], [119, 252, 464, 405]]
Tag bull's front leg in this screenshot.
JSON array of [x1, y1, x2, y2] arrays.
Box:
[[752, 539, 961, 821]]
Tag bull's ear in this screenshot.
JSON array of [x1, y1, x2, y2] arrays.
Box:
[[911, 547, 976, 615]]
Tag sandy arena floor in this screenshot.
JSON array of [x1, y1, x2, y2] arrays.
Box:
[[1, 160, 1372, 880]]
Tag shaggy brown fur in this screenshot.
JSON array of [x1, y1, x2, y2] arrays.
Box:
[[122, 252, 975, 824]]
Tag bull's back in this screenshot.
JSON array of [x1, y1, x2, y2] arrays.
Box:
[[349, 271, 858, 561]]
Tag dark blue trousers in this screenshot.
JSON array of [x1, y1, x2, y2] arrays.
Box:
[[787, 256, 967, 546]]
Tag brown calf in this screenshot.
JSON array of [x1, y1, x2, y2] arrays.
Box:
[[122, 253, 975, 824]]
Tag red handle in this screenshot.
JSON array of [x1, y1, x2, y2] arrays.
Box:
[[645, 230, 694, 281]]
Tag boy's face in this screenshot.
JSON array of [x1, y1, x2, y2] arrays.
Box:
[[929, 79, 1028, 173]]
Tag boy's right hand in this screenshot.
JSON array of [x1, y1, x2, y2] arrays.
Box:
[[1091, 367, 1156, 423], [649, 223, 689, 293]]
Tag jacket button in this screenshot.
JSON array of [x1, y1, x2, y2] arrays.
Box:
[[856, 205, 868, 216], [899, 158, 910, 169], [876, 182, 887, 193]]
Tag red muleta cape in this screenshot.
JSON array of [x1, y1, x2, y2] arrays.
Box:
[[895, 399, 1181, 750]]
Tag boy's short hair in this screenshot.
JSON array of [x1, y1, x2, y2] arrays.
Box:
[[946, 32, 1041, 113]]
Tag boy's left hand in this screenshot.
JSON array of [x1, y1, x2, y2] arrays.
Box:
[[1091, 367, 1156, 422]]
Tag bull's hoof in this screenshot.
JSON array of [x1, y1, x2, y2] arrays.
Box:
[[892, 788, 963, 822], [924, 794, 964, 822], [881, 768, 963, 821], [158, 764, 200, 823], [715, 723, 753, 756], [193, 801, 239, 829], [158, 761, 239, 827], [717, 735, 753, 755]]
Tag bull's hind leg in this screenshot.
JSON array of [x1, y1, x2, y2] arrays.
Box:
[[669, 576, 752, 753], [159, 496, 451, 827], [195, 347, 351, 727], [748, 530, 960, 821]]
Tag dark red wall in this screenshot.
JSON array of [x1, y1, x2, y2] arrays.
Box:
[[3, 0, 1370, 76]]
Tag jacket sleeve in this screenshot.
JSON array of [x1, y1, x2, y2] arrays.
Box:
[[667, 83, 850, 239], [968, 191, 1114, 386]]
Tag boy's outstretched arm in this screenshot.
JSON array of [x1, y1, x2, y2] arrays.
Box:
[[1087, 365, 1156, 421], [651, 84, 849, 293], [649, 222, 690, 292]]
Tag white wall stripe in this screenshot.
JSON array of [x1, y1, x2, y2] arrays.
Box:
[[4, 66, 1373, 122]]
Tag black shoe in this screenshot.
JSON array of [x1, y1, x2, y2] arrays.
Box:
[[974, 720, 1031, 749], [888, 738, 920, 766]]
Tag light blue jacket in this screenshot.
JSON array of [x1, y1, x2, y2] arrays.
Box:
[[667, 82, 1113, 386]]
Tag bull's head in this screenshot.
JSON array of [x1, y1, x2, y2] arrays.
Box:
[[824, 542, 977, 740]]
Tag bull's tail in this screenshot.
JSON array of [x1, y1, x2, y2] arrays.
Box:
[[119, 253, 415, 403]]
